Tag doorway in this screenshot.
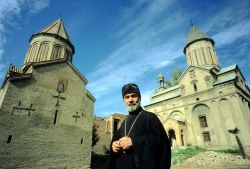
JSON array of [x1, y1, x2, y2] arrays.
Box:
[[168, 129, 176, 147]]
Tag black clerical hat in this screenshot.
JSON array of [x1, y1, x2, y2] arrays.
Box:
[[122, 83, 141, 98]]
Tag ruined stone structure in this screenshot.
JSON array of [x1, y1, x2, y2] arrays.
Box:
[[145, 24, 250, 156], [92, 113, 126, 154], [0, 19, 95, 168]]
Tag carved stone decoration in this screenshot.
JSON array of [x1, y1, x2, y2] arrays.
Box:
[[12, 102, 35, 116], [57, 78, 68, 93]]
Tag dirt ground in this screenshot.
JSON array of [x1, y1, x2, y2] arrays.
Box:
[[171, 151, 250, 169]]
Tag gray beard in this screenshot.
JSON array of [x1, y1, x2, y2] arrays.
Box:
[[126, 101, 141, 112]]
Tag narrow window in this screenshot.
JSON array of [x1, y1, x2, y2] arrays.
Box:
[[193, 83, 198, 92], [65, 49, 72, 61], [7, 135, 12, 143], [52, 46, 62, 59], [199, 116, 208, 127], [81, 138, 83, 144], [203, 132, 211, 142], [54, 110, 58, 125]]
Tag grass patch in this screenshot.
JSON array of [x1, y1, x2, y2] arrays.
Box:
[[172, 147, 207, 165], [172, 147, 207, 159]]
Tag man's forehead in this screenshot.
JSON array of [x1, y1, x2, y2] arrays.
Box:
[[124, 93, 138, 97]]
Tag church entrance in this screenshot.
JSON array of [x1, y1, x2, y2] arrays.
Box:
[[164, 112, 186, 147], [168, 129, 176, 147]]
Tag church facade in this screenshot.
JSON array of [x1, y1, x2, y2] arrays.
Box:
[[144, 24, 250, 156], [0, 19, 95, 168]]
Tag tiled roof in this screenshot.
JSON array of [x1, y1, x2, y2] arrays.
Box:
[[213, 74, 237, 85], [37, 18, 71, 41], [185, 24, 212, 46], [152, 84, 180, 97], [145, 91, 181, 106], [218, 64, 237, 74]]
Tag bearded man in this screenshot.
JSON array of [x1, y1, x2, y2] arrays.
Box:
[[107, 83, 171, 169]]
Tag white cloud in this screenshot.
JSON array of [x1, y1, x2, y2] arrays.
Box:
[[0, 0, 50, 61], [28, 0, 50, 13], [87, 0, 187, 100], [212, 19, 250, 48], [88, 41, 183, 99]]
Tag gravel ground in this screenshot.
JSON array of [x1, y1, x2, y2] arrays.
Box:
[[172, 151, 250, 169]]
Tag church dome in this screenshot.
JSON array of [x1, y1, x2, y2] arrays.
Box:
[[183, 23, 220, 68], [24, 19, 75, 64], [184, 23, 214, 54]]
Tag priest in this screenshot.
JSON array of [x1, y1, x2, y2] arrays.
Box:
[[107, 83, 171, 169]]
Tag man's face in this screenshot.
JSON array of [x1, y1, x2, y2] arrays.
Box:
[[123, 93, 140, 112]]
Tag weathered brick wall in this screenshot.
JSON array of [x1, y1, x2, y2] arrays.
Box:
[[92, 118, 111, 154], [0, 63, 94, 168]]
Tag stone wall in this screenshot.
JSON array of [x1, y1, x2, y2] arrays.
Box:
[[92, 117, 111, 155], [0, 62, 94, 168]]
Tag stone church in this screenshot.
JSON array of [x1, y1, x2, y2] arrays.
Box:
[[144, 24, 250, 156], [0, 19, 95, 168]]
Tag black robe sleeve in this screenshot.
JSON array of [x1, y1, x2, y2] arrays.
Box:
[[131, 112, 171, 169]]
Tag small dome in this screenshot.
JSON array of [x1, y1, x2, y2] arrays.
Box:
[[157, 72, 164, 81]]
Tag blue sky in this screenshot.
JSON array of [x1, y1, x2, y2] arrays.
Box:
[[0, 0, 250, 117]]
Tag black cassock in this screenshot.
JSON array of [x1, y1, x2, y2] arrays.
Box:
[[107, 107, 171, 169]]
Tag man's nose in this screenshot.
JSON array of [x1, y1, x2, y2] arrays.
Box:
[[128, 97, 134, 102]]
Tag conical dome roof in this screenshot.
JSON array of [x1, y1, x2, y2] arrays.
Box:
[[184, 23, 214, 54], [24, 19, 75, 64], [36, 18, 71, 42], [29, 18, 74, 54]]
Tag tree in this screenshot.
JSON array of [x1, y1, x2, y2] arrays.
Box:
[[165, 67, 183, 88]]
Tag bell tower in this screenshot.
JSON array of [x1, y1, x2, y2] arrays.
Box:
[[184, 23, 220, 68], [24, 19, 75, 64]]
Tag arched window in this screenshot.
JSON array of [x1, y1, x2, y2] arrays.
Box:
[[65, 49, 72, 61], [37, 43, 50, 61], [192, 104, 211, 128], [29, 43, 39, 62], [52, 45, 62, 59]]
